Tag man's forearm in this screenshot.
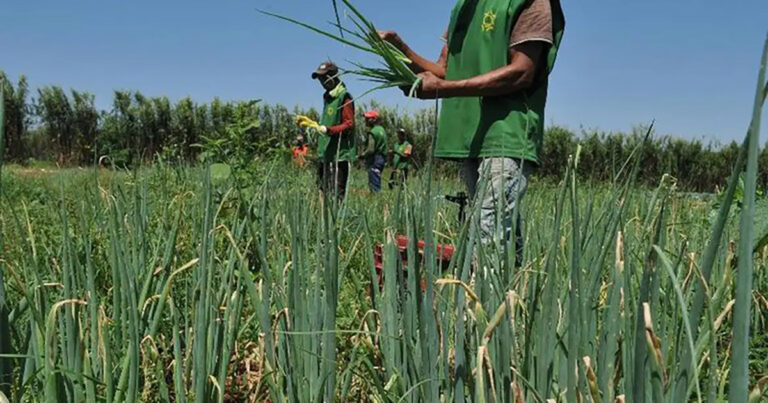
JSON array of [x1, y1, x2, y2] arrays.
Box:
[[326, 101, 355, 136], [326, 119, 353, 136], [437, 63, 535, 98], [416, 41, 545, 99], [400, 44, 446, 78]]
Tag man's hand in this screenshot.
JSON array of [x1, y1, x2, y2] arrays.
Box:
[[378, 30, 404, 49], [379, 31, 448, 79], [402, 71, 447, 99], [418, 71, 446, 99]]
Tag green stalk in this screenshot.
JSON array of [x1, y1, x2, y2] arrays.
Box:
[[530, 159, 569, 401], [672, 131, 749, 401], [418, 101, 439, 403], [193, 169, 215, 403], [103, 309, 115, 403], [81, 208, 100, 401], [730, 35, 768, 403], [642, 302, 665, 402], [566, 149, 583, 403], [321, 197, 340, 402], [58, 186, 84, 402], [257, 10, 376, 55], [331, 0, 343, 37], [631, 203, 666, 403], [44, 300, 85, 402], [137, 206, 180, 317], [704, 282, 719, 403], [171, 300, 187, 403], [474, 301, 507, 403], [260, 0, 418, 92], [653, 246, 703, 403], [82, 338, 96, 403], [596, 231, 624, 403]]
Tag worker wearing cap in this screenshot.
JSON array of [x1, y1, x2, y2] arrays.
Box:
[[380, 0, 565, 265], [292, 135, 309, 168], [309, 61, 356, 200], [362, 110, 388, 193], [388, 128, 413, 189]]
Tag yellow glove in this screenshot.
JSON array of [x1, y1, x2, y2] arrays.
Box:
[[295, 115, 327, 134], [295, 115, 313, 126], [295, 115, 326, 133]]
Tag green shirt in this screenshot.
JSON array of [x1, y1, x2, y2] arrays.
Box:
[[393, 141, 413, 169], [368, 125, 388, 156], [435, 0, 565, 164], [317, 84, 356, 163]]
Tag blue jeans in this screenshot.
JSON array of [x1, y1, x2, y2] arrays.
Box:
[[368, 154, 385, 193], [461, 158, 531, 267]]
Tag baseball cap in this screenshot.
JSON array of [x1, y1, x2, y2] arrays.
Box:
[[311, 61, 339, 79], [364, 110, 380, 119]]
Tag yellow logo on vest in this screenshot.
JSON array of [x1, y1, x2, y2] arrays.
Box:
[[482, 11, 497, 32], [326, 106, 335, 116]]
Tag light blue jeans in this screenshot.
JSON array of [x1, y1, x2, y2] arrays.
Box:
[[461, 158, 531, 265]]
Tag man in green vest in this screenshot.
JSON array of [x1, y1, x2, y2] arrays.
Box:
[[361, 110, 388, 193], [388, 128, 413, 189], [380, 0, 565, 265], [308, 61, 356, 201]]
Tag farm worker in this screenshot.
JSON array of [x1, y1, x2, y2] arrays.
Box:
[[388, 128, 413, 189], [361, 110, 388, 193], [300, 61, 356, 201], [292, 135, 309, 168], [380, 0, 565, 265]]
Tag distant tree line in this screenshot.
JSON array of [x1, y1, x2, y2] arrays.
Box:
[[1, 72, 299, 167], [1, 72, 766, 192]]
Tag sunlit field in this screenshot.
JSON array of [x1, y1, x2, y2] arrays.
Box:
[[1, 147, 766, 402]]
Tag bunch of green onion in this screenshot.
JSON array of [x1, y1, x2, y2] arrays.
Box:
[[259, 0, 421, 97]]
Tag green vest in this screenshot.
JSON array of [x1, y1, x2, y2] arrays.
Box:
[[435, 0, 565, 164], [369, 125, 388, 155], [318, 86, 356, 162], [393, 141, 412, 169]]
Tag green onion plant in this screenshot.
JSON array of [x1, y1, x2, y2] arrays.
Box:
[[259, 0, 421, 97]]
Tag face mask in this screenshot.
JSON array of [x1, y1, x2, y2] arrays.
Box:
[[329, 82, 346, 98]]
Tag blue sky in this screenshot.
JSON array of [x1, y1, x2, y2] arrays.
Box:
[[1, 0, 766, 143]]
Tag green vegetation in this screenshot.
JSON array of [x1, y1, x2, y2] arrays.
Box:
[[2, 72, 768, 193], [1, 140, 767, 401], [0, 27, 767, 403], [261, 0, 421, 96]]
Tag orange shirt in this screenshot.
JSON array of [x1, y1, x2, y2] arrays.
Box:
[[293, 145, 309, 167]]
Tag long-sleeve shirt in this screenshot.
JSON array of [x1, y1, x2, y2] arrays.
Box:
[[325, 94, 355, 136]]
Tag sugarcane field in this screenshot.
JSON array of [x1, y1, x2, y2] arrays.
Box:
[[2, 1, 768, 402]]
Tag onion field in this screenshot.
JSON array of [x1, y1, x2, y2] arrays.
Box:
[[0, 142, 767, 403], [1, 31, 768, 403]]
